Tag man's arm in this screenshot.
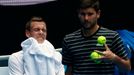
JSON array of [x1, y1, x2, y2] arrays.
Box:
[[112, 54, 131, 71], [65, 65, 72, 75], [8, 52, 23, 75], [95, 44, 131, 71]]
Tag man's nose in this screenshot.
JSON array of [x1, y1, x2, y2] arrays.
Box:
[[84, 15, 89, 20], [39, 30, 44, 33]]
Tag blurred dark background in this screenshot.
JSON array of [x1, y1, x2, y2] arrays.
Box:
[[0, 0, 134, 55]]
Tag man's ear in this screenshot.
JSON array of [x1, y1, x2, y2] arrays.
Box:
[[97, 10, 101, 18], [25, 30, 30, 37]]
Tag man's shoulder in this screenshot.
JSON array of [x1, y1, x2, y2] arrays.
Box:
[[64, 29, 81, 38], [11, 51, 23, 56], [100, 27, 118, 33], [10, 51, 23, 60]]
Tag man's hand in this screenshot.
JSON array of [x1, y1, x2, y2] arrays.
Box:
[[95, 44, 116, 60]]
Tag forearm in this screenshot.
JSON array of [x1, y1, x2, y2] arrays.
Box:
[[112, 54, 131, 71], [65, 65, 72, 75]]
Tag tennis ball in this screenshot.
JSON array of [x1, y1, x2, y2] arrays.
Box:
[[90, 51, 102, 64], [97, 36, 106, 45], [90, 51, 101, 59]]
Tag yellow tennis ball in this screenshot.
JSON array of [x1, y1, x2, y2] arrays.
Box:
[[90, 51, 102, 64], [97, 36, 106, 45], [90, 51, 101, 59]]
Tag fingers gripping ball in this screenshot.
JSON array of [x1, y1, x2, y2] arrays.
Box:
[[90, 51, 102, 64], [97, 36, 106, 45]]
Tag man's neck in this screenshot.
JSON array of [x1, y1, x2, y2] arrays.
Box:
[[82, 25, 99, 37]]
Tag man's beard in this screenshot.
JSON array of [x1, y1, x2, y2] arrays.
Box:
[[82, 21, 96, 30]]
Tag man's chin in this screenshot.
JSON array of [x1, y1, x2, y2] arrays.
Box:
[[83, 26, 91, 29], [82, 23, 91, 28], [37, 38, 45, 43]]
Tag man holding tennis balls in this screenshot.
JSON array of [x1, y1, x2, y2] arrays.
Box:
[[62, 0, 131, 75]]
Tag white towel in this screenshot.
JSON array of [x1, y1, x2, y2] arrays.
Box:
[[21, 37, 64, 75]]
